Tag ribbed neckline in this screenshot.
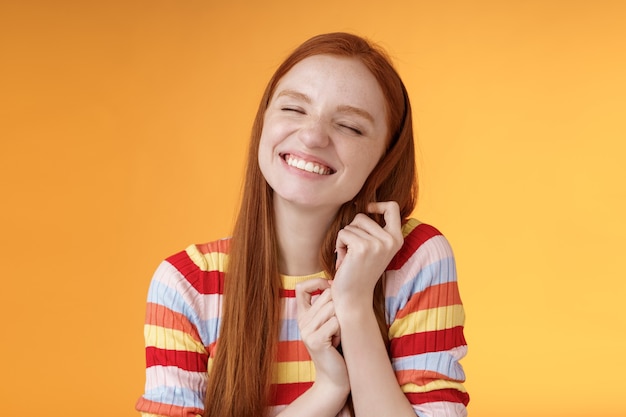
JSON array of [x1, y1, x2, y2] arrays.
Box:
[[280, 270, 330, 289]]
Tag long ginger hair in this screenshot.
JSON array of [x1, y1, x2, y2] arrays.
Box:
[[204, 32, 418, 417]]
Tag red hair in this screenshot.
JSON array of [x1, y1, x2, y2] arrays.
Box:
[[204, 32, 417, 417]]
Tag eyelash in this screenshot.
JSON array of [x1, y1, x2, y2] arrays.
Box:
[[281, 107, 363, 136], [281, 107, 305, 114], [339, 124, 363, 136]]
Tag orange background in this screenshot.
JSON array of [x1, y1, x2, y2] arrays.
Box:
[[1, 1, 625, 416]]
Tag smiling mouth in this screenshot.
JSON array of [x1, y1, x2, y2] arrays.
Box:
[[282, 154, 334, 175]]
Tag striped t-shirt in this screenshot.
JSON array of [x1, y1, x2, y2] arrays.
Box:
[[136, 219, 469, 417]]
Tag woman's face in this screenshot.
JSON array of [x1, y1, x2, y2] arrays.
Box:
[[258, 54, 389, 212]]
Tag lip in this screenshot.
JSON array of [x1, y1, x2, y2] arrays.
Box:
[[279, 152, 336, 175]]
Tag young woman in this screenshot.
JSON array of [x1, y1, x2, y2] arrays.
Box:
[[136, 33, 469, 417]]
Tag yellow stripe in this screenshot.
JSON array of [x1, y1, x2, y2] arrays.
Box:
[[389, 304, 465, 337], [402, 379, 468, 394], [208, 356, 214, 374], [144, 324, 206, 353], [273, 360, 316, 384], [186, 244, 229, 272], [402, 218, 421, 238], [281, 271, 329, 290]]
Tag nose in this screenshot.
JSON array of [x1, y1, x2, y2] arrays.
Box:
[[298, 118, 330, 149]]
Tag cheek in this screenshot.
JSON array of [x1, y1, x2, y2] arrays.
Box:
[[257, 123, 288, 182], [355, 147, 385, 177], [257, 130, 273, 173], [257, 139, 273, 178], [258, 119, 287, 150]]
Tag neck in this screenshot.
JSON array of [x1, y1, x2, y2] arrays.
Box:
[[273, 197, 338, 276]]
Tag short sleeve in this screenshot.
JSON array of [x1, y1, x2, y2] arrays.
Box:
[[385, 222, 469, 416], [135, 259, 209, 417]]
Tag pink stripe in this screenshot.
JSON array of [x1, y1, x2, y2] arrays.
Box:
[[385, 235, 453, 296], [144, 365, 207, 392], [389, 223, 441, 270], [413, 401, 468, 416], [153, 261, 223, 321]]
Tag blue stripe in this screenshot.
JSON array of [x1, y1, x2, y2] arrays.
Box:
[[280, 318, 301, 341], [393, 351, 466, 381], [386, 255, 457, 324], [147, 262, 220, 346], [196, 317, 220, 346], [144, 384, 204, 408]]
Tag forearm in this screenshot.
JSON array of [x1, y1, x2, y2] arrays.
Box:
[[276, 381, 349, 417], [335, 303, 415, 417], [286, 280, 351, 417]]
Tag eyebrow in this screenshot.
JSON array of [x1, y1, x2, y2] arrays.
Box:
[[275, 89, 375, 123], [336, 104, 375, 123], [276, 89, 312, 103]]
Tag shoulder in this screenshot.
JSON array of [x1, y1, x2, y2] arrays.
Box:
[[150, 237, 231, 299], [163, 237, 231, 274], [388, 218, 454, 272]]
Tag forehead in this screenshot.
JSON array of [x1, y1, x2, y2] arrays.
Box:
[[272, 54, 387, 110]]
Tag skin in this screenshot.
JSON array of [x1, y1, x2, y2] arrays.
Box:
[[260, 55, 416, 417]]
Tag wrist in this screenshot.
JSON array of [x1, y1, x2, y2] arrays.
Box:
[[333, 299, 375, 324], [310, 378, 350, 408], [331, 286, 373, 313]]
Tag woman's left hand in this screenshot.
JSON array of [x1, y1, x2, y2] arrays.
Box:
[[332, 201, 404, 306]]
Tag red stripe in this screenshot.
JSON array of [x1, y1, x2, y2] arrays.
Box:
[[196, 239, 230, 255], [390, 326, 466, 357], [280, 288, 295, 297], [135, 397, 203, 417], [187, 269, 225, 295], [277, 340, 310, 362], [388, 224, 442, 271], [279, 288, 322, 297], [166, 250, 226, 295], [406, 388, 470, 406], [166, 250, 199, 275], [270, 382, 313, 405], [145, 346, 209, 372], [395, 282, 462, 320], [145, 303, 202, 342], [396, 369, 462, 387]]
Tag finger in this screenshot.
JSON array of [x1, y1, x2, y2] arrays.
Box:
[[335, 230, 348, 270], [295, 278, 331, 312], [305, 296, 336, 328], [345, 213, 391, 242], [316, 315, 341, 346], [306, 288, 333, 317], [335, 223, 380, 255], [334, 221, 381, 270], [298, 294, 338, 347], [335, 228, 357, 270], [367, 201, 402, 237], [331, 319, 341, 348], [342, 222, 379, 240], [335, 246, 345, 271]]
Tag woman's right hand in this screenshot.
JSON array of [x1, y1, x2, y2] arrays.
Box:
[[296, 278, 350, 405]]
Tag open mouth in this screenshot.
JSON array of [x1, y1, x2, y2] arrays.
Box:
[[282, 154, 334, 175]]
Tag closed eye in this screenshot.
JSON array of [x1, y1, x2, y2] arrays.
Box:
[[339, 124, 363, 136], [281, 107, 306, 115]]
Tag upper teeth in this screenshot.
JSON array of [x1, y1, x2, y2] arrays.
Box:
[[286, 155, 331, 175]]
